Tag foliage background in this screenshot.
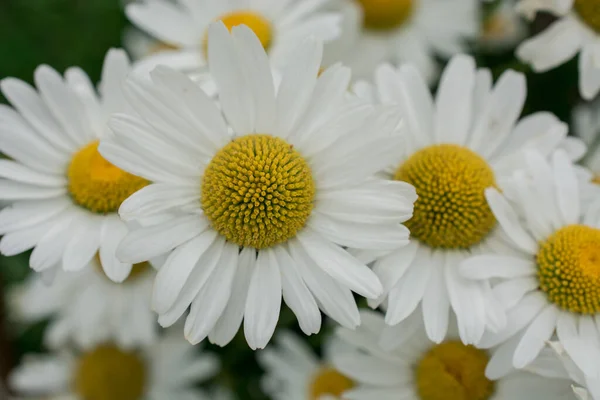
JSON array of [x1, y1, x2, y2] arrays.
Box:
[[0, 0, 583, 398]]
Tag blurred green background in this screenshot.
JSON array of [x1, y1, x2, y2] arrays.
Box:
[[0, 0, 582, 398]]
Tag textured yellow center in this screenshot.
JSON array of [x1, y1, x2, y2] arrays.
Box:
[[574, 0, 600, 33], [68, 141, 149, 214], [416, 341, 495, 400], [537, 224, 600, 314], [74, 344, 146, 400], [355, 0, 414, 31], [394, 144, 497, 249], [201, 134, 315, 249], [309, 367, 355, 400], [204, 11, 273, 55], [94, 254, 151, 284]]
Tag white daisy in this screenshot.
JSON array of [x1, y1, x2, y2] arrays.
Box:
[[322, 0, 479, 83], [461, 149, 600, 379], [99, 24, 415, 350], [258, 331, 355, 400], [516, 0, 600, 100], [332, 309, 575, 400], [0, 49, 150, 282], [125, 0, 341, 76], [9, 257, 156, 349], [8, 329, 220, 400], [351, 54, 585, 345], [479, 0, 527, 52]]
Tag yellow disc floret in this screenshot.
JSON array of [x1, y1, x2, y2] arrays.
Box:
[[201, 134, 315, 249], [68, 141, 149, 214], [416, 341, 495, 400], [537, 224, 600, 314], [74, 344, 146, 400], [394, 144, 497, 249], [355, 0, 414, 31], [309, 367, 355, 400], [574, 0, 600, 33]]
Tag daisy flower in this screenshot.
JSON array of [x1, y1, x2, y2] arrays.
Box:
[[332, 309, 575, 400], [461, 149, 600, 379], [258, 331, 355, 400], [8, 330, 220, 400], [351, 54, 585, 345], [125, 0, 341, 75], [323, 0, 479, 83], [0, 49, 150, 282], [479, 0, 527, 52], [99, 24, 415, 350], [9, 257, 156, 349], [516, 0, 600, 100]]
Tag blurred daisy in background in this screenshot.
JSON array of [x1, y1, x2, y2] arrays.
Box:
[[544, 341, 600, 400], [516, 0, 600, 99], [9, 257, 156, 350], [478, 0, 527, 53], [323, 0, 479, 83], [125, 0, 341, 76], [258, 331, 354, 400], [8, 329, 221, 400], [331, 309, 575, 400], [0, 49, 149, 283], [573, 98, 600, 179], [100, 24, 415, 350], [461, 150, 600, 380], [351, 54, 585, 345]]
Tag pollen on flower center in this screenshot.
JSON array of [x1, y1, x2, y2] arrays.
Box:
[[574, 0, 600, 33], [394, 144, 497, 249], [309, 367, 355, 400], [74, 344, 146, 400], [201, 134, 315, 249], [203, 11, 273, 56], [537, 224, 600, 314], [416, 341, 495, 400], [355, 0, 415, 31], [68, 141, 149, 214]]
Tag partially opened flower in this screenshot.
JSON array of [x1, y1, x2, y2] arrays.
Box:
[[350, 55, 585, 345], [331, 309, 575, 400], [10, 257, 156, 349], [9, 330, 220, 400], [258, 331, 355, 400], [516, 0, 600, 99], [100, 23, 415, 349], [0, 49, 149, 282], [461, 150, 600, 379], [125, 0, 340, 75], [324, 0, 479, 83]]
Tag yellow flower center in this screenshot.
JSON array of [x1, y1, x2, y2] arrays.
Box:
[[94, 254, 151, 284], [355, 0, 415, 31], [74, 344, 146, 400], [574, 0, 600, 33], [309, 367, 355, 400], [203, 11, 273, 56], [394, 144, 497, 249], [537, 224, 600, 314], [68, 141, 149, 214], [201, 134, 315, 249], [416, 341, 495, 400]]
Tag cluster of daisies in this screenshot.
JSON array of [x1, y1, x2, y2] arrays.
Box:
[[4, 0, 600, 398]]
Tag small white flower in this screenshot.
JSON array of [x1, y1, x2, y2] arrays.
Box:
[[125, 0, 341, 76], [257, 331, 354, 400], [516, 0, 600, 99], [0, 49, 149, 282], [9, 257, 157, 349], [351, 54, 585, 346], [100, 24, 415, 349], [323, 0, 479, 83], [461, 150, 600, 380], [332, 309, 575, 400], [8, 329, 220, 400]]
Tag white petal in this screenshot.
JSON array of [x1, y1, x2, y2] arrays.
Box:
[[422, 251, 450, 343], [98, 216, 131, 282], [118, 183, 199, 221], [62, 216, 101, 271], [460, 255, 536, 280], [579, 42, 600, 100], [513, 305, 558, 368], [0, 160, 65, 187], [553, 149, 579, 224], [0, 198, 70, 235]]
